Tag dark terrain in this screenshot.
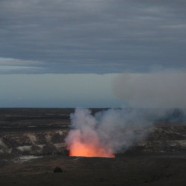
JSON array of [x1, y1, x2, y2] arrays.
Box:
[[0, 108, 186, 186]]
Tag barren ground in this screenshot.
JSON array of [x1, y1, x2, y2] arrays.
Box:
[[0, 154, 186, 186], [0, 108, 186, 186]]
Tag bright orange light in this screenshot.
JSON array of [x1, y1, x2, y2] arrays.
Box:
[[69, 141, 115, 158]]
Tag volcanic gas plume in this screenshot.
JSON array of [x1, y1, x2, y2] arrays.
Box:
[[113, 71, 186, 108], [65, 108, 155, 158]]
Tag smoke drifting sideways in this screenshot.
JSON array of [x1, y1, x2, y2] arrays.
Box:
[[113, 71, 186, 109], [65, 71, 186, 158], [65, 108, 158, 158]]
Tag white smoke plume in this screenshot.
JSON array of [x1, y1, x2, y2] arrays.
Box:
[[113, 71, 186, 108], [65, 71, 186, 157], [65, 108, 157, 157]]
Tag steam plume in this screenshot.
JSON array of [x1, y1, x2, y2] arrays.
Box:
[[65, 71, 186, 157], [65, 108, 155, 157], [113, 71, 186, 108]]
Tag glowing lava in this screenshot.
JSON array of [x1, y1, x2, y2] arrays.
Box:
[[65, 109, 116, 158], [69, 141, 115, 158]]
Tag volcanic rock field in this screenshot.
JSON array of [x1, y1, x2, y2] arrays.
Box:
[[0, 108, 186, 186]]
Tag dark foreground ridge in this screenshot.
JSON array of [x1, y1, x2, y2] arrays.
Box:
[[0, 155, 186, 186]]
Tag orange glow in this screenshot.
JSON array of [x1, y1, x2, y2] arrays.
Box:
[[69, 141, 115, 158]]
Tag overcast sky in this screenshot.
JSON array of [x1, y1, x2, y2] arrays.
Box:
[[0, 0, 186, 107], [1, 0, 186, 74]]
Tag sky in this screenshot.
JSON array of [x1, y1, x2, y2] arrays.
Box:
[[0, 0, 186, 108], [0, 74, 122, 108]]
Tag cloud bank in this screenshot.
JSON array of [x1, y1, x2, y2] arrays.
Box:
[[0, 57, 43, 74], [0, 0, 186, 73]]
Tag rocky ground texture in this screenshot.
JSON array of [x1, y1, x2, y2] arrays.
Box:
[[0, 108, 186, 186]]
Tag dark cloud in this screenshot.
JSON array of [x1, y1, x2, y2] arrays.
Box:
[[0, 0, 186, 73]]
